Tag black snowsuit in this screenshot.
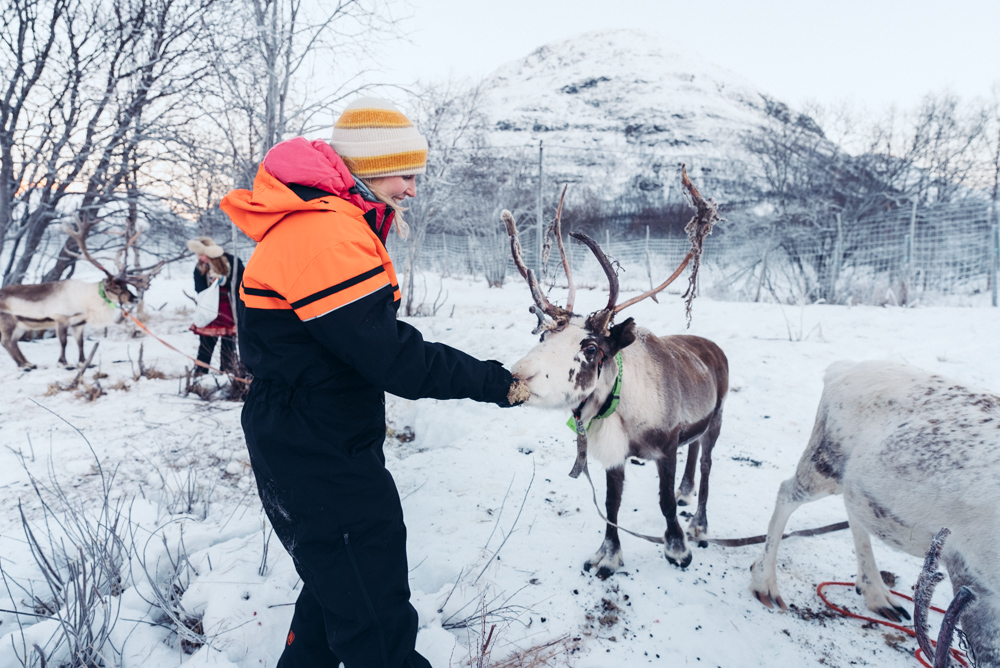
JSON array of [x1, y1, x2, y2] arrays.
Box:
[[222, 141, 513, 668]]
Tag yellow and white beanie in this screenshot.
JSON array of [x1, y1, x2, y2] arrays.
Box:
[[330, 97, 428, 178]]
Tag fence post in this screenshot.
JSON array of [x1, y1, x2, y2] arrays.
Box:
[[992, 221, 999, 307], [645, 225, 654, 291], [467, 235, 476, 279], [907, 200, 918, 291], [536, 141, 543, 276], [830, 212, 842, 303], [565, 232, 572, 281], [442, 234, 449, 277]]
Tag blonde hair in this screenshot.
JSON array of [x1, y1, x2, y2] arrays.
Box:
[[356, 176, 410, 240]]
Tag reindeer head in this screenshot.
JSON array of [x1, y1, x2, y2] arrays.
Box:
[[506, 171, 717, 410], [63, 213, 163, 308], [100, 276, 138, 307], [512, 313, 637, 409], [504, 204, 675, 410]]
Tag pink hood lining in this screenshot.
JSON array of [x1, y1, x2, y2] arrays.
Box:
[[261, 137, 393, 242]]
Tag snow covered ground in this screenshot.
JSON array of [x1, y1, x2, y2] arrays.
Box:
[[1, 272, 998, 667]]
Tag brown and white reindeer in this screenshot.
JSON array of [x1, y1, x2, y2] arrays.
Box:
[[0, 215, 147, 370], [750, 360, 1000, 666], [506, 176, 728, 576]]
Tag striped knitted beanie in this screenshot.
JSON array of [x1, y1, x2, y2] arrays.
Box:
[[330, 97, 428, 178]]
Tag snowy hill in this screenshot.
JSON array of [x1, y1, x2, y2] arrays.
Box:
[[483, 29, 805, 200]]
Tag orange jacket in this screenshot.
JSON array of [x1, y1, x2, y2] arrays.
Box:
[[221, 139, 512, 410]]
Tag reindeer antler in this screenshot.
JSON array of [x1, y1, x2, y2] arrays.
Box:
[[680, 164, 721, 324], [602, 166, 720, 322], [914, 528, 977, 668], [503, 209, 571, 333], [550, 185, 576, 314], [569, 232, 618, 312], [61, 213, 116, 278]]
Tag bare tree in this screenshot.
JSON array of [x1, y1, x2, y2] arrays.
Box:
[[906, 92, 987, 204], [1, 0, 223, 286], [401, 80, 491, 311], [202, 0, 405, 191]]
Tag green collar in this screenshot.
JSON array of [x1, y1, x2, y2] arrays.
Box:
[[567, 351, 623, 433], [98, 282, 117, 308]]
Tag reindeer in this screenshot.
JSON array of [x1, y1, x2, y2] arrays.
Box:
[[0, 215, 148, 370], [506, 176, 728, 576], [750, 360, 1000, 666]]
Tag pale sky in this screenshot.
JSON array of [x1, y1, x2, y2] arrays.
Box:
[[385, 0, 1000, 111]]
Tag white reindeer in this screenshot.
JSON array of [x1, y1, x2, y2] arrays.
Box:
[[505, 178, 727, 575], [0, 215, 147, 370], [750, 360, 1000, 666], [0, 278, 133, 369]]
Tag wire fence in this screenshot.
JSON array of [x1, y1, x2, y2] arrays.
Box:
[[387, 200, 1000, 307]]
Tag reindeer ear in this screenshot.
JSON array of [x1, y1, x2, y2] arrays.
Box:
[[608, 317, 637, 353]]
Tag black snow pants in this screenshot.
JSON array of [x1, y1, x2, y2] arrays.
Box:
[[242, 380, 432, 668], [196, 335, 237, 374]]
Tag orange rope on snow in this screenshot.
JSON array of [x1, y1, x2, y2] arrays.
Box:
[[123, 311, 251, 384], [816, 582, 969, 667]]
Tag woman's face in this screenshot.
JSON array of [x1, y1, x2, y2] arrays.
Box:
[[368, 174, 416, 202], [197, 254, 211, 264]]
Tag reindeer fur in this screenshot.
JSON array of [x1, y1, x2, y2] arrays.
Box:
[[512, 317, 728, 576], [750, 360, 1000, 666], [0, 278, 130, 369]]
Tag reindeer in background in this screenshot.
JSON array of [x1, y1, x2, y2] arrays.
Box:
[[507, 172, 727, 576], [0, 215, 156, 370]]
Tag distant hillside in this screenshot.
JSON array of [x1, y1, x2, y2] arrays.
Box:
[[482, 29, 816, 208]]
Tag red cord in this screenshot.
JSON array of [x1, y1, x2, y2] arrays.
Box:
[[816, 582, 969, 667], [123, 311, 251, 383]]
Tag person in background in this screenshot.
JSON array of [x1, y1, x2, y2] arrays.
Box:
[[220, 97, 527, 668], [187, 236, 244, 375]]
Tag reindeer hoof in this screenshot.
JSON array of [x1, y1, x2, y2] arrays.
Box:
[[584, 557, 622, 580], [752, 589, 787, 610], [875, 605, 911, 623], [584, 563, 617, 581], [665, 550, 692, 569]]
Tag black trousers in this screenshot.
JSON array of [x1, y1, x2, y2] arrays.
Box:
[[196, 335, 237, 373], [242, 382, 432, 668]]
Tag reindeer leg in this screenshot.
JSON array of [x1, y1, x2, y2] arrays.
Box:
[[687, 410, 722, 548], [676, 441, 699, 506], [584, 466, 625, 580], [72, 324, 85, 367], [750, 475, 832, 610], [56, 322, 70, 367], [657, 438, 691, 568], [1, 315, 34, 370], [842, 488, 911, 622]]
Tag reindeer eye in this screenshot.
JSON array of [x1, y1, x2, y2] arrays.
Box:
[[583, 344, 598, 356]]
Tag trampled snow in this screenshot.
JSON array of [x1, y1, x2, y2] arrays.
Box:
[[1, 272, 998, 667]]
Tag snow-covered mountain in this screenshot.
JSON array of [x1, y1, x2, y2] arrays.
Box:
[[483, 29, 794, 201]]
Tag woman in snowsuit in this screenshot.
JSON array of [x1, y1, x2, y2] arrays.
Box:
[[221, 98, 522, 668], [187, 236, 244, 375]]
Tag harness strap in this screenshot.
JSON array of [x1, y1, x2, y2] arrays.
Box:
[[98, 282, 117, 308], [566, 351, 623, 433]]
